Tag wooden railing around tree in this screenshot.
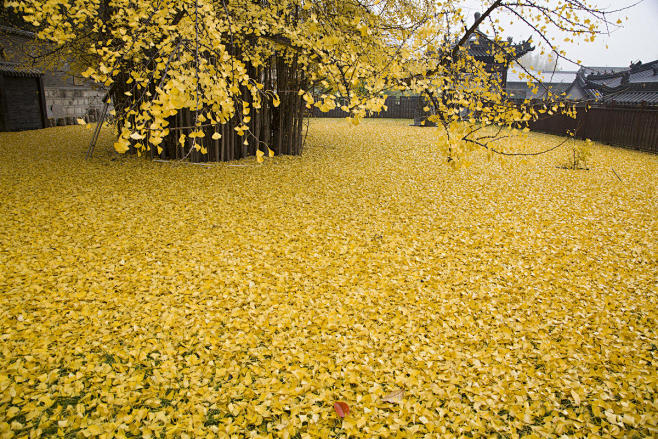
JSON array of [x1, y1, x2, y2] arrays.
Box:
[[311, 96, 421, 119]]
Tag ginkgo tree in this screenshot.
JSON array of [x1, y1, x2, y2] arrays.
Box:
[[7, 0, 627, 163]]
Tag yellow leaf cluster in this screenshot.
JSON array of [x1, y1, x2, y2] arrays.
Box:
[[0, 120, 656, 437], [8, 0, 612, 154]]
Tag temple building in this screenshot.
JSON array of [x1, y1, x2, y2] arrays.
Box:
[[414, 13, 533, 126], [566, 60, 658, 106]]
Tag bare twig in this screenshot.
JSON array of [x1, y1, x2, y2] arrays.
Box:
[[611, 168, 623, 182]]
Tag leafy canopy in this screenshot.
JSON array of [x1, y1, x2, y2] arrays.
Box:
[[7, 0, 615, 160]]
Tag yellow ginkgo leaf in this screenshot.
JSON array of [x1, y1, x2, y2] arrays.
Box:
[[0, 38, 656, 435], [113, 139, 130, 154], [86, 425, 103, 435], [382, 389, 405, 404], [268, 148, 274, 157]]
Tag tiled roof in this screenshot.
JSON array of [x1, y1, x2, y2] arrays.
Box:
[[0, 61, 42, 77], [630, 68, 658, 83], [464, 31, 532, 63], [568, 60, 658, 106], [581, 66, 626, 76], [541, 83, 571, 96], [604, 90, 658, 105], [507, 60, 658, 105], [467, 45, 494, 58], [507, 69, 577, 84], [585, 60, 658, 89], [0, 25, 36, 38]]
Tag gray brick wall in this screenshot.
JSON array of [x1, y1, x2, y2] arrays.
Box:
[[2, 30, 107, 127], [44, 84, 105, 124]]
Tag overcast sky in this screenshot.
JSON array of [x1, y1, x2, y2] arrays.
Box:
[[462, 0, 658, 69]]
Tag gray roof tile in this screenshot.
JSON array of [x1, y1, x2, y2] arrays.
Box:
[[0, 61, 42, 77]]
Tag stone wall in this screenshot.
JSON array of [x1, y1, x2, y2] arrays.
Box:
[[43, 82, 106, 126]]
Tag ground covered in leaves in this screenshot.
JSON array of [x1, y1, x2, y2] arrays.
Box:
[[1, 119, 657, 438]]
